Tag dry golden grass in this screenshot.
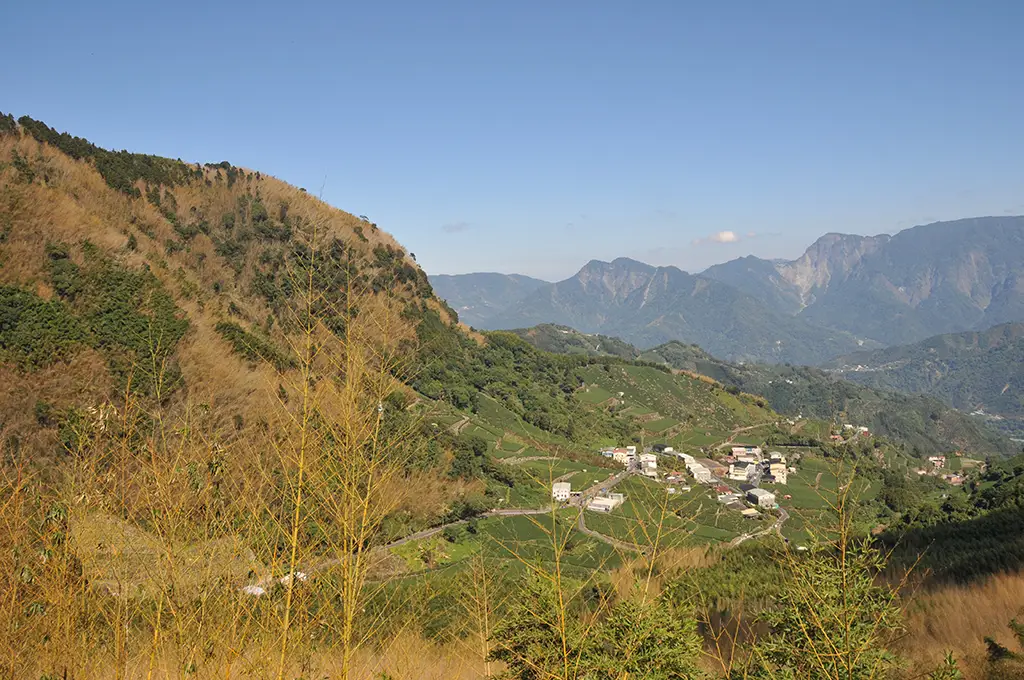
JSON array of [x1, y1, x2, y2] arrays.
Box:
[[901, 571, 1024, 678]]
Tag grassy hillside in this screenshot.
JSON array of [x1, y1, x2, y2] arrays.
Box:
[[507, 322, 1012, 457], [641, 341, 1013, 457]]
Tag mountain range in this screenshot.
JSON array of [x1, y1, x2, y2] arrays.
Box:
[[433, 216, 1024, 365], [443, 257, 874, 365]]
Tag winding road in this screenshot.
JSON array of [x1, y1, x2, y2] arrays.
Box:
[[241, 454, 792, 594]]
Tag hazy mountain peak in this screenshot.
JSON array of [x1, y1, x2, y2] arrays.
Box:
[[777, 231, 891, 303]]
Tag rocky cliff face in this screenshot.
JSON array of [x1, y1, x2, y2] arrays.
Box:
[[775, 232, 890, 308], [704, 216, 1024, 347]]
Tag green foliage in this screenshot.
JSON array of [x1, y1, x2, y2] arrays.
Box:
[[411, 317, 635, 443], [214, 321, 295, 370], [928, 653, 963, 680], [17, 115, 202, 196], [509, 324, 639, 360], [749, 540, 904, 679], [489, 576, 701, 680], [587, 596, 702, 679], [0, 286, 86, 369], [0, 110, 17, 134], [1, 242, 189, 394]]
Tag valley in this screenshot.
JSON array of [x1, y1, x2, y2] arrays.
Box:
[[3, 113, 1024, 680]]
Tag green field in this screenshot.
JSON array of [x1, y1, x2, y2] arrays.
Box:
[[644, 417, 679, 433], [577, 384, 614, 404], [778, 455, 880, 544], [582, 477, 768, 547], [576, 364, 772, 436]]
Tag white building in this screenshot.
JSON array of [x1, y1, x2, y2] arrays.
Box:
[[612, 448, 631, 466], [640, 453, 658, 469], [728, 461, 756, 482], [642, 467, 658, 479], [678, 452, 695, 465], [747, 488, 776, 509], [731, 446, 763, 461], [552, 482, 571, 502], [690, 465, 713, 484], [928, 455, 947, 469], [588, 493, 625, 513], [767, 462, 788, 484]]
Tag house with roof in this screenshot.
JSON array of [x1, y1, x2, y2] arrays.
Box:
[[728, 461, 756, 482], [731, 446, 763, 461], [690, 465, 713, 484], [552, 482, 571, 502], [767, 461, 788, 484], [747, 488, 776, 509], [587, 493, 625, 513]]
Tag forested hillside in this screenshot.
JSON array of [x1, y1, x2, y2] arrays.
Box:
[[827, 323, 1024, 437], [506, 323, 1012, 457]]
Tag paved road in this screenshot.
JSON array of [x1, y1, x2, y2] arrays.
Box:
[[241, 458, 791, 594]]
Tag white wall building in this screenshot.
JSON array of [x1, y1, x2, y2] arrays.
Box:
[[691, 465, 713, 484], [731, 446, 763, 461], [640, 453, 658, 469], [768, 462, 788, 484], [747, 488, 776, 508], [552, 482, 571, 502], [588, 493, 625, 513], [728, 461, 755, 482]]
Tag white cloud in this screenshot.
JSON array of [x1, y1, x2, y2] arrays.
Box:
[[441, 221, 471, 234], [692, 230, 743, 246]]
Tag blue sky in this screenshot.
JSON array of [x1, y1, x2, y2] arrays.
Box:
[[2, 1, 1023, 280]]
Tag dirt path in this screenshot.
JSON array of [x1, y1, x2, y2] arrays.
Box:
[[715, 423, 768, 450], [450, 416, 470, 435], [500, 455, 558, 465], [813, 472, 823, 490]]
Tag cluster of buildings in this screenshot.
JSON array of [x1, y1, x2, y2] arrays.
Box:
[[602, 445, 637, 466], [914, 456, 966, 486], [600, 445, 660, 477], [726, 448, 790, 485], [716, 486, 777, 514]]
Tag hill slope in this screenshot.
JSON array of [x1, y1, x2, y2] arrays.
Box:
[[506, 324, 1011, 456], [825, 322, 1024, 437]]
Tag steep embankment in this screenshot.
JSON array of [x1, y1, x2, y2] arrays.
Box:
[[0, 113, 445, 457]]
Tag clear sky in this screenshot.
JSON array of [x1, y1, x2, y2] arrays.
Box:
[[2, 1, 1023, 280]]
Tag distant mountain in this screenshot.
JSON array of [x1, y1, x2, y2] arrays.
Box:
[[477, 257, 871, 365], [702, 217, 1024, 346], [429, 272, 548, 328], [825, 323, 1024, 438]]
